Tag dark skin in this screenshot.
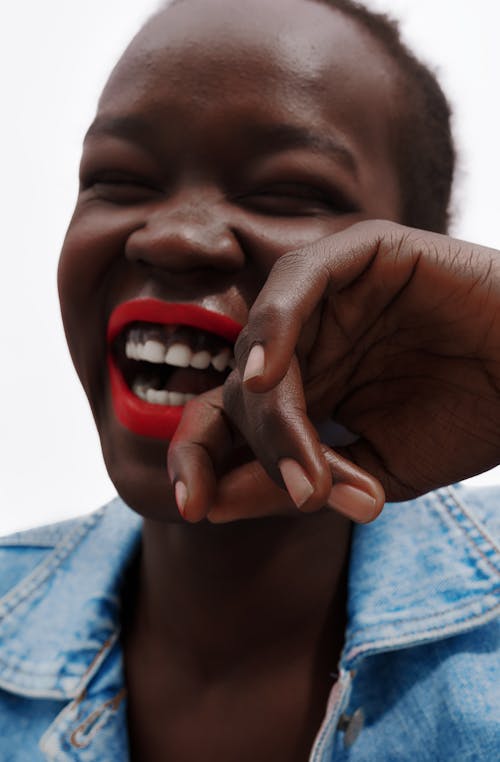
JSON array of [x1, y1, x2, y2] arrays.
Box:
[[174, 220, 500, 524], [121, 515, 350, 761], [57, 0, 500, 760]]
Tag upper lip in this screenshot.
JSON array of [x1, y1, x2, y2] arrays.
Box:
[[107, 298, 243, 344]]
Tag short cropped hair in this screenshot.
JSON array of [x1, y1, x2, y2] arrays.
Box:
[[312, 0, 455, 233]]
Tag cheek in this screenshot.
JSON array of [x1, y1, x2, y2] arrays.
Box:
[[58, 207, 143, 330], [57, 207, 141, 386], [238, 212, 368, 275], [58, 206, 140, 289]]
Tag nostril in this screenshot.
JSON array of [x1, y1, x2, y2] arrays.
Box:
[[125, 218, 245, 272]]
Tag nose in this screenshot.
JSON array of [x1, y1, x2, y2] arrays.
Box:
[[125, 192, 245, 273]]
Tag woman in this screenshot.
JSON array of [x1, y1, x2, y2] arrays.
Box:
[[0, 1, 498, 759]]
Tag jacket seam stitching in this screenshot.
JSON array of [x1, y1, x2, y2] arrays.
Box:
[[345, 598, 500, 662], [348, 586, 500, 630], [0, 509, 104, 622], [443, 486, 500, 568], [348, 585, 500, 632]]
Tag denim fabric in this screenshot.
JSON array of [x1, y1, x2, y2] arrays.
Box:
[[0, 485, 498, 761]]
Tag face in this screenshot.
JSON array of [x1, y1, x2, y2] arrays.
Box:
[[58, 0, 402, 520]]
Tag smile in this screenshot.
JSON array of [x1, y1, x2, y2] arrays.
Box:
[[107, 299, 242, 439]]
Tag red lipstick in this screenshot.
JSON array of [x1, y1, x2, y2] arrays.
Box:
[[107, 299, 242, 439]]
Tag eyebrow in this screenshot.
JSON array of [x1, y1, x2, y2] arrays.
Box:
[[84, 115, 153, 143], [248, 124, 358, 177], [84, 116, 357, 177]]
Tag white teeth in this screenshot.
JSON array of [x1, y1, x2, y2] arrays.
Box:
[[132, 382, 197, 406], [168, 391, 185, 406], [190, 350, 211, 370], [125, 332, 234, 370], [142, 340, 167, 363], [146, 388, 170, 405], [212, 348, 231, 372], [165, 343, 193, 368], [126, 341, 139, 361]]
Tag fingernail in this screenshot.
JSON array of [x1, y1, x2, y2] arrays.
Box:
[[175, 481, 188, 518], [243, 344, 265, 382], [278, 458, 314, 508], [327, 483, 377, 522]]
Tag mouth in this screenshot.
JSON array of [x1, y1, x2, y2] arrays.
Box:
[[107, 300, 242, 439]]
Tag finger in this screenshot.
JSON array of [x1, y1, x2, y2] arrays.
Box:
[[322, 445, 385, 523], [236, 249, 329, 390], [223, 356, 333, 512], [207, 447, 384, 524], [206, 460, 297, 523], [167, 389, 235, 523], [237, 221, 392, 394]]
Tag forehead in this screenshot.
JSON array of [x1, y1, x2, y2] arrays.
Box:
[[103, 0, 397, 115], [97, 0, 400, 194]]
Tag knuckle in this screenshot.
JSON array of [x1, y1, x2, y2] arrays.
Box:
[[353, 218, 400, 237], [235, 300, 295, 365], [168, 438, 194, 463], [272, 248, 306, 270], [181, 396, 199, 417], [347, 219, 403, 255], [188, 387, 223, 418], [250, 298, 296, 332], [181, 393, 206, 415], [256, 399, 288, 433]]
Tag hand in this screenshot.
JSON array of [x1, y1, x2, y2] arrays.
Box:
[[168, 378, 383, 524], [168, 220, 500, 522]]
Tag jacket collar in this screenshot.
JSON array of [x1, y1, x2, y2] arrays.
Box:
[[0, 499, 141, 700], [0, 487, 498, 698], [343, 485, 500, 668]]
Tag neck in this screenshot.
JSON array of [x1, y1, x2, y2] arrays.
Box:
[[123, 511, 351, 683]]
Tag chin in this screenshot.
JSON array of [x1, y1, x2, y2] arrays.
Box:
[[99, 417, 182, 523]]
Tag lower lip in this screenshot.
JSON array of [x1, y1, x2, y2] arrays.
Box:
[[108, 356, 184, 439], [107, 300, 242, 440]]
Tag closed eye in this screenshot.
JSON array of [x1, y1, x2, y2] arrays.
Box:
[[239, 183, 358, 216], [81, 172, 161, 205]]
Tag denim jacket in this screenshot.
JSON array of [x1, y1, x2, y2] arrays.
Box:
[[0, 484, 498, 761]]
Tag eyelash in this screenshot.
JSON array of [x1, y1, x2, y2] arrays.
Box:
[[81, 172, 160, 203], [239, 183, 358, 216], [81, 173, 358, 217]]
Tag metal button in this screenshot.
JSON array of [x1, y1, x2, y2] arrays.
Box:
[[338, 707, 365, 748]]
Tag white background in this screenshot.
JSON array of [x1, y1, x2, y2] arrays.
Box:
[[1, 0, 499, 534]]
